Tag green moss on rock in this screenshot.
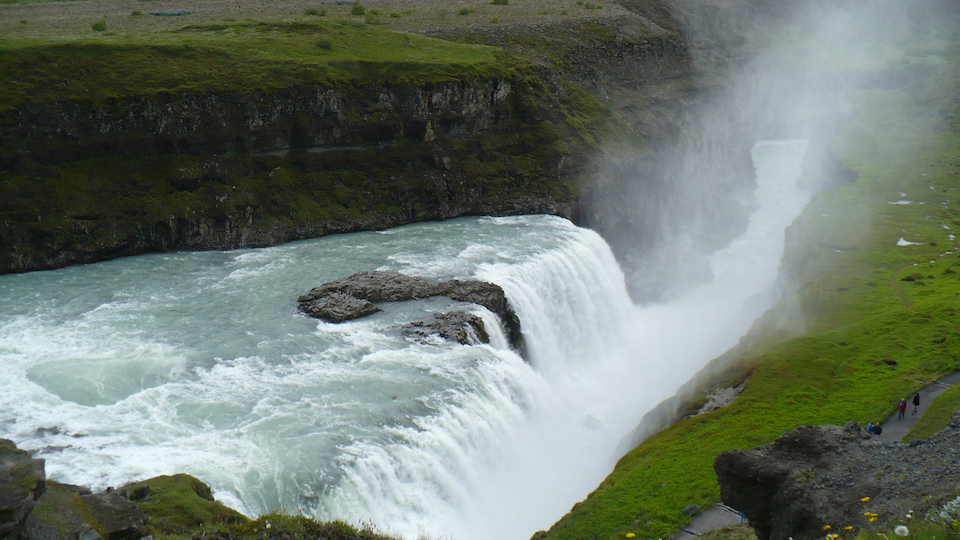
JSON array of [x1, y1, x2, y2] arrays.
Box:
[[122, 474, 247, 535]]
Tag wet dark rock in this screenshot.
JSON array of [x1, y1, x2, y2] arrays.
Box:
[[77, 493, 147, 540], [120, 485, 150, 503], [0, 439, 46, 540], [76, 525, 99, 540], [23, 482, 84, 540], [404, 312, 489, 345], [298, 292, 381, 323], [299, 271, 436, 305], [714, 412, 960, 540], [25, 484, 147, 540], [299, 271, 524, 352]]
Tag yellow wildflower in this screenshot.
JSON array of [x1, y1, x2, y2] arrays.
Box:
[[861, 497, 871, 502], [870, 518, 877, 523], [824, 525, 832, 530], [844, 526, 854, 530], [626, 535, 636, 538]]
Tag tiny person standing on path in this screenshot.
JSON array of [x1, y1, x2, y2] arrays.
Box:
[[898, 398, 908, 420], [912, 393, 921, 415]]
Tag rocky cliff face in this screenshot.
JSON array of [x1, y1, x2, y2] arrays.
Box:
[[1, 80, 514, 168], [714, 414, 960, 540], [1, 68, 590, 274], [0, 440, 45, 540]]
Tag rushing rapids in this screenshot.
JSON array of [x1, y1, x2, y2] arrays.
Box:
[[0, 140, 809, 540]]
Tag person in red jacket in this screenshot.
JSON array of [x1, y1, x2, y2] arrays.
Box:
[[897, 398, 908, 419]]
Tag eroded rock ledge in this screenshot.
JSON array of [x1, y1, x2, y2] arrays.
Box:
[[714, 412, 960, 540], [297, 270, 524, 351]]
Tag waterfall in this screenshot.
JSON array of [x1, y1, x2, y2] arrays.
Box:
[[0, 141, 810, 540]]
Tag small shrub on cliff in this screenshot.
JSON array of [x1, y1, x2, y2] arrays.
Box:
[[304, 7, 319, 15], [389, 12, 402, 18], [131, 10, 142, 16], [458, 8, 474, 15], [91, 19, 107, 31], [490, 0, 508, 5], [350, 3, 365, 15], [316, 38, 333, 50]]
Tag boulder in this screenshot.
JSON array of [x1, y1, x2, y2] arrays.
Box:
[[298, 292, 381, 323], [298, 271, 525, 352], [714, 412, 960, 540], [22, 483, 88, 540], [403, 311, 490, 345], [298, 271, 436, 304], [22, 483, 147, 540], [78, 493, 147, 540], [0, 439, 45, 540]]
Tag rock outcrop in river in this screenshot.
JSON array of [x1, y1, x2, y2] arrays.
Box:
[[714, 413, 960, 540], [298, 270, 524, 351]]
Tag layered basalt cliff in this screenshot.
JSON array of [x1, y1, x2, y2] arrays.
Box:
[[2, 79, 516, 168], [1, 65, 596, 273]]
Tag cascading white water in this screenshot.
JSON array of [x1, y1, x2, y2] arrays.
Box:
[[0, 140, 809, 540]]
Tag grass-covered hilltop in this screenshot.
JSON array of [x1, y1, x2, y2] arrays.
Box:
[[5, 0, 960, 539]]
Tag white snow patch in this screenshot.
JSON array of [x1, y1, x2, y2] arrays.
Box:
[[898, 238, 924, 246]]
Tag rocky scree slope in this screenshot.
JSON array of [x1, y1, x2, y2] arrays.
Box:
[[715, 413, 960, 540]]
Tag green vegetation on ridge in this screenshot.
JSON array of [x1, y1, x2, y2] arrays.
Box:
[[0, 19, 509, 110]]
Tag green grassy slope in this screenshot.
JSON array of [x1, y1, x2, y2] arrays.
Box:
[[904, 384, 960, 441], [540, 47, 960, 540], [0, 20, 510, 110]]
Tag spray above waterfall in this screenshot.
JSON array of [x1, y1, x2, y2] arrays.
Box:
[[583, 0, 960, 304]]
